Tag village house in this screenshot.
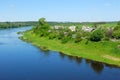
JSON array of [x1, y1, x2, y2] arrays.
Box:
[[69, 26, 76, 31], [82, 26, 94, 32], [54, 26, 64, 30]]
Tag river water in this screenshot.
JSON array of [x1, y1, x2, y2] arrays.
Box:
[[0, 26, 120, 80]]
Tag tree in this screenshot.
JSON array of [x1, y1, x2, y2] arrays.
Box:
[[81, 31, 91, 39], [75, 32, 82, 43], [112, 30, 120, 39], [114, 25, 120, 31], [37, 18, 50, 30], [90, 29, 104, 42], [67, 30, 72, 38], [105, 28, 113, 38], [38, 18, 46, 26], [112, 21, 120, 39], [58, 31, 64, 39], [61, 36, 71, 44], [34, 18, 50, 36], [49, 33, 57, 40], [117, 21, 120, 26]]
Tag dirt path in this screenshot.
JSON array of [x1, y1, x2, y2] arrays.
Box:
[[103, 55, 120, 61]]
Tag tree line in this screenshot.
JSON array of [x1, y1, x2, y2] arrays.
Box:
[[0, 21, 37, 29]]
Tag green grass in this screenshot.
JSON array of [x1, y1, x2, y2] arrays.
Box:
[[21, 30, 120, 66]]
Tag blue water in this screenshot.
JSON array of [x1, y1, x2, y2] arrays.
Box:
[[0, 26, 120, 80]]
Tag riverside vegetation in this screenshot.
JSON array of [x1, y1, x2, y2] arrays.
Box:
[[21, 18, 120, 66]]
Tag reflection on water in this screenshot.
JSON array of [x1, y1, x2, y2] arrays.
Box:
[[58, 52, 120, 74], [59, 52, 82, 65], [59, 52, 104, 73], [105, 63, 120, 69], [59, 52, 66, 59], [90, 61, 104, 74], [36, 46, 50, 57], [85, 59, 104, 73], [75, 57, 83, 65]]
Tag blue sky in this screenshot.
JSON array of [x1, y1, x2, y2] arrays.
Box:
[[0, 0, 120, 22]]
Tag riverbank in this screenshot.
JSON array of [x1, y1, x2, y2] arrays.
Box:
[[21, 30, 120, 66]]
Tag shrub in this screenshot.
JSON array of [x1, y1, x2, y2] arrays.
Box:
[[85, 40, 89, 44], [75, 32, 82, 43], [114, 25, 120, 31], [112, 30, 120, 39], [103, 37, 110, 41], [90, 29, 104, 42], [117, 21, 120, 26], [105, 28, 113, 38], [81, 31, 91, 39], [58, 31, 64, 40], [61, 37, 70, 44], [49, 33, 56, 40], [67, 30, 72, 37], [112, 23, 120, 39]]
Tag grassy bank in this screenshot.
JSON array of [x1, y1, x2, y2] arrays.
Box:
[[21, 30, 120, 66]]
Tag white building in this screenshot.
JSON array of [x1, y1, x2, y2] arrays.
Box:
[[69, 26, 76, 31], [82, 26, 94, 32], [54, 26, 64, 30]]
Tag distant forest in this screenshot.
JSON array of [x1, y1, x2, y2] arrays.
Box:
[[0, 21, 118, 29], [0, 21, 37, 29]]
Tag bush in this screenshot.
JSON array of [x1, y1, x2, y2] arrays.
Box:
[[61, 37, 70, 44], [112, 30, 120, 39], [49, 33, 56, 40], [103, 37, 110, 41], [105, 28, 113, 38], [85, 40, 89, 44], [75, 32, 82, 43], [114, 25, 120, 31], [58, 31, 64, 40], [67, 30, 72, 37], [40, 33, 44, 37], [117, 21, 120, 26], [90, 29, 104, 42], [81, 31, 91, 39], [112, 23, 120, 39], [39, 31, 49, 37]]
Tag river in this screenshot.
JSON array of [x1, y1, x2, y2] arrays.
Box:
[[0, 26, 120, 80]]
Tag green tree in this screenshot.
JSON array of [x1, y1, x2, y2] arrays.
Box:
[[112, 30, 120, 39], [75, 32, 82, 43], [114, 25, 120, 31], [61, 36, 71, 44], [90, 29, 104, 42], [58, 31, 64, 39], [37, 18, 50, 30], [81, 31, 91, 39], [34, 18, 50, 36], [67, 30, 72, 38], [117, 21, 120, 26], [49, 33, 57, 40], [105, 28, 113, 38], [112, 21, 120, 39], [38, 18, 46, 26]]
